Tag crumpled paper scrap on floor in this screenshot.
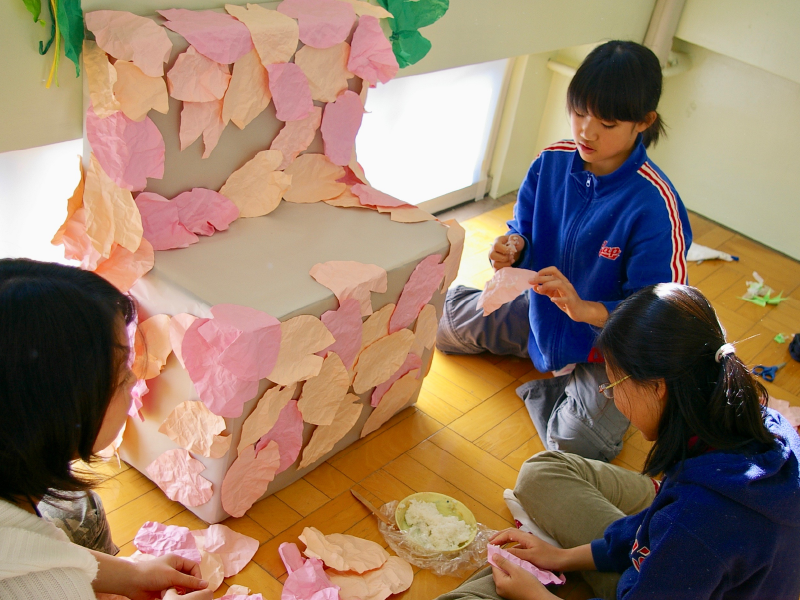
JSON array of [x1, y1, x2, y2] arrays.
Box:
[[298, 353, 350, 425], [280, 542, 340, 600], [371, 353, 421, 407], [278, 0, 356, 49], [85, 10, 173, 77], [220, 149, 291, 217], [180, 99, 226, 159], [352, 329, 414, 394], [351, 184, 407, 209], [210, 303, 282, 381], [239, 383, 297, 454], [270, 107, 322, 170], [359, 303, 394, 355], [167, 45, 231, 103], [487, 544, 565, 586], [113, 60, 170, 122], [83, 40, 121, 117], [134, 521, 202, 563], [255, 399, 303, 473], [170, 313, 197, 368], [269, 315, 335, 385], [361, 369, 419, 437], [197, 524, 260, 577], [328, 555, 413, 600], [300, 526, 389, 573], [159, 400, 231, 459], [93, 239, 154, 293], [321, 90, 364, 166], [221, 441, 280, 517], [309, 261, 387, 317], [389, 254, 445, 333], [132, 314, 172, 379], [267, 62, 315, 122], [440, 219, 466, 291], [740, 272, 786, 306], [145, 448, 214, 507], [299, 394, 362, 468], [774, 333, 791, 344], [477, 267, 538, 316], [220, 584, 262, 600], [685, 242, 737, 264], [226, 3, 299, 66], [86, 106, 165, 193], [295, 43, 353, 103], [223, 49, 272, 129], [319, 298, 363, 370], [128, 379, 148, 421], [159, 9, 254, 65], [410, 304, 437, 358], [135, 192, 199, 250], [172, 188, 239, 235], [283, 154, 346, 203], [347, 15, 398, 86], [338, 0, 392, 18]]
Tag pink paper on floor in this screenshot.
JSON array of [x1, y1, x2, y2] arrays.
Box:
[[225, 3, 299, 66], [389, 254, 445, 333], [219, 149, 291, 217], [280, 542, 340, 600], [179, 99, 226, 159], [319, 298, 363, 370], [321, 90, 364, 166], [371, 353, 421, 407], [477, 268, 538, 316], [299, 394, 362, 469], [145, 448, 214, 507], [269, 107, 322, 170], [298, 353, 350, 426], [167, 45, 231, 103], [328, 555, 413, 600], [159, 9, 254, 64], [134, 521, 201, 563], [255, 399, 303, 473], [441, 219, 466, 291], [361, 369, 419, 437], [113, 60, 169, 122], [158, 400, 231, 459], [487, 544, 565, 586], [198, 524, 259, 577], [85, 10, 173, 77], [238, 383, 297, 454], [221, 441, 281, 518], [223, 49, 272, 129], [172, 188, 239, 235], [93, 239, 154, 293], [277, 0, 356, 49], [268, 315, 336, 386], [352, 329, 415, 394], [135, 192, 199, 250], [351, 184, 407, 209], [283, 154, 346, 204], [347, 16, 398, 86], [309, 261, 387, 317], [267, 63, 315, 122], [295, 43, 353, 103]]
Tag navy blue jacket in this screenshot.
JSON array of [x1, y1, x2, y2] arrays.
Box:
[[591, 409, 800, 599], [507, 139, 692, 372]]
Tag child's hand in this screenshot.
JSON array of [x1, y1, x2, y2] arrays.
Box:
[[489, 235, 525, 270], [533, 267, 609, 327], [490, 529, 565, 573], [491, 555, 557, 600]]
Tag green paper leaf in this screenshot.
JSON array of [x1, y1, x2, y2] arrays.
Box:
[[56, 0, 84, 76], [385, 0, 448, 31], [740, 296, 767, 307], [391, 29, 432, 68], [774, 333, 789, 344], [22, 0, 44, 24], [38, 0, 56, 55], [766, 291, 785, 305]]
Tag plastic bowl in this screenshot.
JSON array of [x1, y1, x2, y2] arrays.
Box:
[[395, 492, 478, 552]]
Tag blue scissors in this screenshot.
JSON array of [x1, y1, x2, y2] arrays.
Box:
[[751, 362, 787, 382]]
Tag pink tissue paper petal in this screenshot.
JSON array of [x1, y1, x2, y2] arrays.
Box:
[[487, 544, 565, 586], [221, 441, 281, 518], [135, 192, 199, 250], [270, 106, 323, 170], [199, 524, 259, 577], [318, 298, 363, 370], [211, 304, 282, 381], [168, 46, 231, 102], [277, 0, 356, 49], [254, 399, 303, 473], [371, 353, 421, 407], [86, 106, 165, 192], [280, 542, 340, 600], [321, 90, 364, 166], [128, 379, 148, 421], [145, 448, 214, 507], [389, 254, 445, 333], [134, 521, 202, 563], [85, 10, 173, 77], [159, 9, 254, 64], [351, 183, 407, 208], [172, 188, 239, 235], [347, 15, 398, 86], [179, 99, 226, 159], [477, 268, 537, 316], [266, 62, 314, 122]]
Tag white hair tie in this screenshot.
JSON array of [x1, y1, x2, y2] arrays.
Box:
[[715, 343, 735, 363]]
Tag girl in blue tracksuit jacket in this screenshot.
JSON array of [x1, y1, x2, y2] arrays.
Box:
[[437, 41, 692, 462]]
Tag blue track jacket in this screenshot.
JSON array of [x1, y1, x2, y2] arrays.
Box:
[[591, 408, 800, 599], [508, 139, 692, 372]]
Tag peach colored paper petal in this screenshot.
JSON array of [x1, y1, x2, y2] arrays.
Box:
[[338, 0, 392, 18], [371, 353, 421, 407], [113, 60, 169, 122], [387, 206, 436, 223], [93, 239, 155, 293], [59, 209, 103, 270], [52, 158, 85, 246], [277, 0, 356, 49], [134, 521, 201, 563], [133, 314, 172, 380], [389, 254, 445, 333], [196, 549, 225, 592], [158, 400, 232, 459], [159, 9, 254, 64], [269, 315, 335, 386], [266, 62, 314, 122], [300, 526, 388, 573], [347, 16, 398, 86], [361, 369, 419, 437], [145, 448, 214, 507], [85, 10, 173, 77], [295, 43, 353, 103], [221, 441, 280, 518], [83, 40, 120, 118], [238, 383, 297, 455], [172, 188, 239, 235], [169, 313, 198, 368], [410, 303, 437, 358], [324, 188, 369, 209], [441, 218, 466, 291], [254, 399, 303, 473], [211, 303, 282, 382], [135, 192, 199, 250], [359, 303, 394, 354], [309, 261, 387, 317], [269, 106, 322, 170], [319, 298, 363, 370], [168, 45, 231, 103], [297, 353, 349, 426], [477, 267, 537, 316], [179, 100, 226, 158], [225, 3, 299, 66], [86, 106, 165, 192], [351, 183, 407, 208], [219, 149, 291, 217], [328, 556, 413, 600], [352, 329, 414, 394], [283, 154, 346, 203], [298, 395, 362, 469], [223, 49, 272, 129], [321, 90, 363, 166], [199, 524, 259, 577]]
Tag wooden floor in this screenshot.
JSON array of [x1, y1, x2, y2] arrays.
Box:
[[88, 200, 800, 599]]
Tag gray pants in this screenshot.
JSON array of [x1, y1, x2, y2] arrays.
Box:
[[437, 286, 629, 461], [38, 490, 119, 555], [436, 452, 656, 600]]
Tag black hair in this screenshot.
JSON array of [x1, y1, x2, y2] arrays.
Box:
[[567, 40, 666, 148], [0, 259, 136, 504], [596, 283, 775, 476]]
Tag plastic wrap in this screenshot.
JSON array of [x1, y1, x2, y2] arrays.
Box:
[[377, 500, 496, 577]]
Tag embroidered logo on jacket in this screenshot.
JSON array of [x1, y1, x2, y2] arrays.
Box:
[[630, 538, 651, 572], [598, 241, 621, 260]]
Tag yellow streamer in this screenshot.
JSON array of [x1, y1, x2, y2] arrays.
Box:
[[45, 0, 61, 88]]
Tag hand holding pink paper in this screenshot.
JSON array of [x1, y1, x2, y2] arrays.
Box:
[[134, 521, 202, 563], [487, 544, 565, 586], [477, 268, 538, 316]]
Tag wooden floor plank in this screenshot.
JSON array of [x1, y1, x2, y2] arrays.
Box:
[[302, 462, 356, 500], [448, 383, 525, 442], [275, 479, 330, 517], [427, 427, 519, 490], [474, 406, 540, 461], [415, 388, 464, 425]]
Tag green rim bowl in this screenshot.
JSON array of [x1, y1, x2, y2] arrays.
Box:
[[395, 492, 478, 552]]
